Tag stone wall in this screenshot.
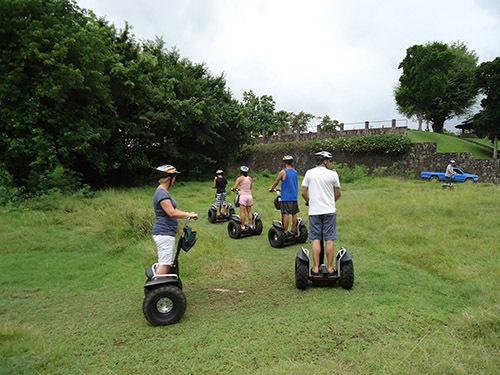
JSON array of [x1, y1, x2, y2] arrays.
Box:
[[254, 126, 408, 144], [236, 142, 500, 184]]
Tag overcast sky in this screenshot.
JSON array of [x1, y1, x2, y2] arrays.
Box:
[[76, 0, 500, 131]]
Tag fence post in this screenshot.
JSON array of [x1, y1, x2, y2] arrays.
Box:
[[392, 119, 396, 128], [317, 125, 321, 133], [339, 123, 344, 131], [365, 121, 369, 130]]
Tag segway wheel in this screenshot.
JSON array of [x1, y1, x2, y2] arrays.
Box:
[[207, 208, 217, 224], [227, 220, 242, 239], [254, 219, 263, 235], [228, 206, 236, 216], [298, 226, 308, 243], [339, 260, 354, 290], [295, 257, 309, 290], [143, 285, 187, 326], [268, 227, 285, 248]]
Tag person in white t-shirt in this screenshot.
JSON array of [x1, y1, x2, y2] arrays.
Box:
[[301, 151, 341, 276], [445, 160, 456, 183]]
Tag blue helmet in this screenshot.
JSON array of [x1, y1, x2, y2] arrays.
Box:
[[240, 166, 249, 173]]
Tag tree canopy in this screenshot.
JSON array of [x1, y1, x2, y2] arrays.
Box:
[[395, 41, 478, 133], [0, 0, 249, 194], [474, 57, 500, 159]]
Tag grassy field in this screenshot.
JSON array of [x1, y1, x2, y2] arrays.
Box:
[[407, 130, 495, 159], [1, 175, 499, 374]]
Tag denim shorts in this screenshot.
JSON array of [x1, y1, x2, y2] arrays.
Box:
[[308, 213, 337, 241]]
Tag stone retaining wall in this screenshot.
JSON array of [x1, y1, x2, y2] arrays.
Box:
[[236, 143, 500, 184]]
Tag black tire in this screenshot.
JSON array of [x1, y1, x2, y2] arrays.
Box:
[[268, 227, 285, 248], [254, 219, 263, 235], [339, 260, 354, 290], [465, 178, 474, 184], [298, 226, 308, 243], [227, 220, 242, 239], [143, 285, 187, 326], [430, 175, 440, 182], [295, 257, 309, 290], [208, 208, 217, 224]]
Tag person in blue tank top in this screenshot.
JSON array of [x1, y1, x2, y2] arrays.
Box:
[[269, 155, 300, 237], [152, 164, 198, 277]]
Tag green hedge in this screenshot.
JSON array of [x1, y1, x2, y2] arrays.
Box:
[[242, 134, 411, 156]]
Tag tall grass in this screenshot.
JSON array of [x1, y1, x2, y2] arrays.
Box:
[[1, 176, 499, 374]]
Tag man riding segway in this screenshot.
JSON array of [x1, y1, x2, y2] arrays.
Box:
[[269, 155, 300, 238]]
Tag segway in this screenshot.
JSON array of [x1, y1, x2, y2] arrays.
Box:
[[207, 203, 235, 223], [227, 212, 263, 239], [143, 218, 197, 326], [227, 189, 263, 239], [295, 239, 354, 290], [268, 190, 308, 248], [442, 175, 455, 189]]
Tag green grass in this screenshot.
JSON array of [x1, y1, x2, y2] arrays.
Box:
[[407, 130, 495, 159], [471, 137, 499, 150], [1, 176, 499, 374]]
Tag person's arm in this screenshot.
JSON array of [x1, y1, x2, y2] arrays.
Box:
[[160, 199, 198, 219], [213, 177, 217, 188], [301, 186, 309, 205], [231, 177, 241, 191], [334, 187, 341, 201], [269, 170, 285, 191]]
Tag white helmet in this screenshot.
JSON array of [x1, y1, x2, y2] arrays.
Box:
[[315, 151, 332, 163]]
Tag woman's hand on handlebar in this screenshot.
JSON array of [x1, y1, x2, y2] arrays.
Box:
[[188, 212, 198, 220]]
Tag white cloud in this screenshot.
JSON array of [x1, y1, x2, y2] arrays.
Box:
[[76, 0, 500, 131]]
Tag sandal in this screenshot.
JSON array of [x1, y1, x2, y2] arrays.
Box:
[[311, 269, 320, 277]]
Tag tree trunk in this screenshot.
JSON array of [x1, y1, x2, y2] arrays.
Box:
[[417, 112, 423, 131], [432, 118, 445, 133], [494, 135, 498, 160]]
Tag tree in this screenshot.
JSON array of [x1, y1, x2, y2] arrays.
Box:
[[0, 0, 120, 190], [395, 41, 478, 133], [0, 0, 248, 193], [318, 115, 340, 132], [474, 57, 500, 160], [241, 90, 278, 136], [290, 111, 314, 140]]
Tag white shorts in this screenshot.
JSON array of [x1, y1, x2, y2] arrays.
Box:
[[153, 235, 176, 265]]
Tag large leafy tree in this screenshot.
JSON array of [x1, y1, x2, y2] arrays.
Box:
[[474, 57, 500, 159], [0, 0, 120, 190], [0, 0, 248, 193], [241, 90, 280, 136], [395, 41, 478, 133]]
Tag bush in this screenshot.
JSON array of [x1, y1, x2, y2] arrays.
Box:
[[312, 135, 411, 155], [332, 163, 369, 183]]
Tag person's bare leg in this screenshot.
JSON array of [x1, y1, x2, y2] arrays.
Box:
[[156, 264, 171, 276], [283, 214, 289, 234], [247, 206, 253, 227], [240, 205, 246, 227], [325, 240, 335, 273], [311, 240, 321, 273], [291, 214, 297, 233]]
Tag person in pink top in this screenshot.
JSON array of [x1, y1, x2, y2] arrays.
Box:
[[231, 166, 254, 229]]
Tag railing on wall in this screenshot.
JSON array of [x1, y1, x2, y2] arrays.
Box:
[[254, 119, 408, 145]]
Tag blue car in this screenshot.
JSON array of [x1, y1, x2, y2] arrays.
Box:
[[420, 167, 478, 183]]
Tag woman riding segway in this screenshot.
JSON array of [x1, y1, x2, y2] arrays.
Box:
[[152, 164, 198, 277]]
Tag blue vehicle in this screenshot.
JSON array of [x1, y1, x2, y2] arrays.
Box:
[[420, 167, 478, 183]]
